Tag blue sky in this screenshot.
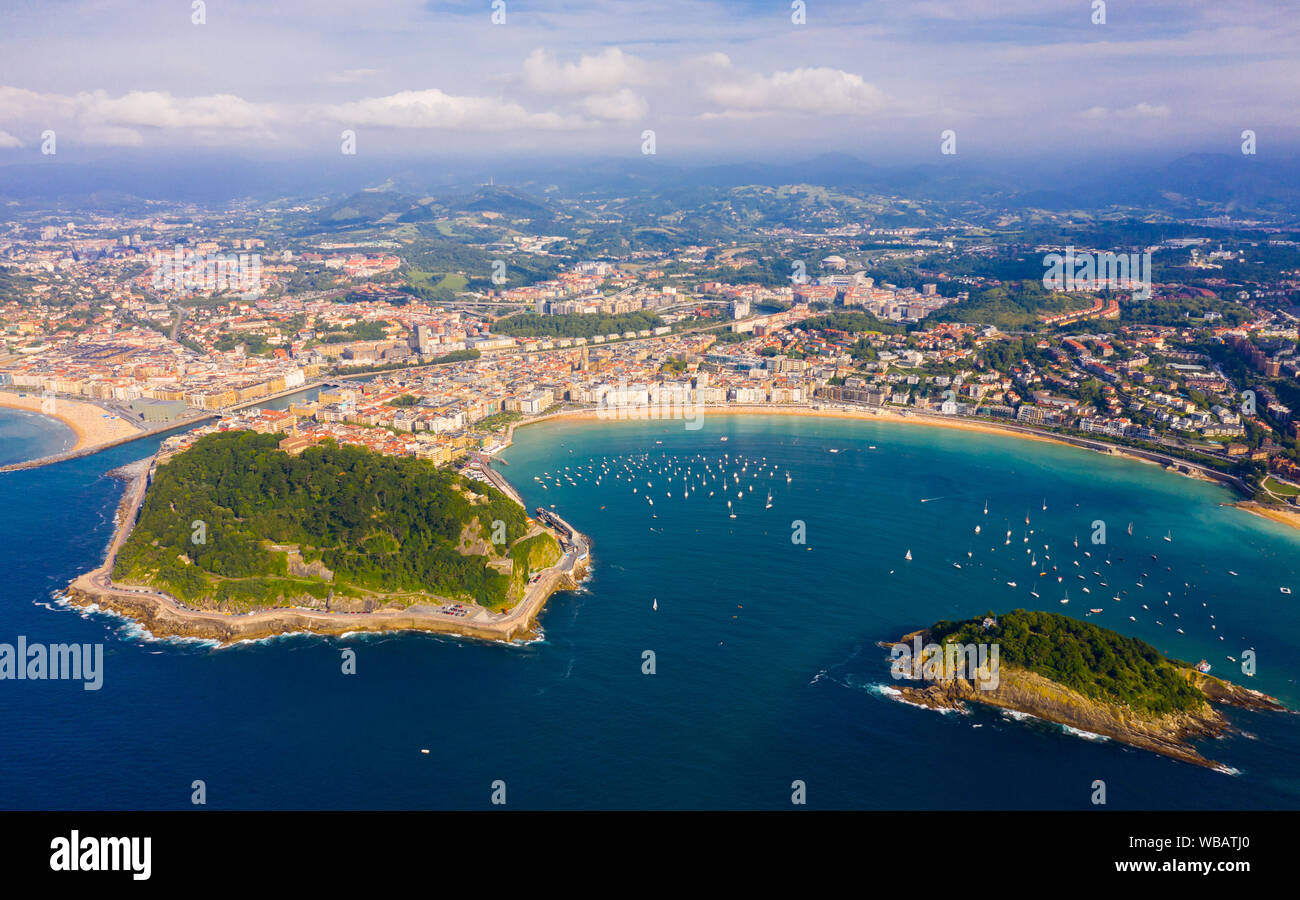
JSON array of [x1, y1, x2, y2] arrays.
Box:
[[0, 0, 1296, 163]]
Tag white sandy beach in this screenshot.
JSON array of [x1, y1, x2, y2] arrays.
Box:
[[0, 390, 143, 453]]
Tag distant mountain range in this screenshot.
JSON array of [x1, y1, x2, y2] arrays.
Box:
[[2, 150, 1298, 218]]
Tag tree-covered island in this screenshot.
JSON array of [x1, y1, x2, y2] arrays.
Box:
[[112, 431, 562, 614], [886, 609, 1286, 769]]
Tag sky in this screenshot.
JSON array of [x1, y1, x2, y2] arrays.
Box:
[[0, 0, 1298, 166]]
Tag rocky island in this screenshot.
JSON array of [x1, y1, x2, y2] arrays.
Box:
[[882, 609, 1288, 770], [65, 430, 587, 644]]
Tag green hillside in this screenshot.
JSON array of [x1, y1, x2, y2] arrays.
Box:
[[930, 609, 1205, 714], [114, 430, 558, 611]]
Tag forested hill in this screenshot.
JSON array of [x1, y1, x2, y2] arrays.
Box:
[[930, 609, 1205, 715], [114, 430, 557, 611], [928, 281, 1091, 330]]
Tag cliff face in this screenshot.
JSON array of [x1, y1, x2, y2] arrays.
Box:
[[895, 665, 1228, 768], [505, 533, 563, 604], [883, 635, 1286, 770]]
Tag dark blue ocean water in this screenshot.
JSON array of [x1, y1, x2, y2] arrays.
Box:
[[1, 410, 1297, 810]]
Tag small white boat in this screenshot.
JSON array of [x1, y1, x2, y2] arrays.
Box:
[[652, 598, 657, 611], [1282, 587, 1292, 595], [904, 550, 912, 561]]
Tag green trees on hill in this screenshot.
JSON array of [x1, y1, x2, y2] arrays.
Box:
[[931, 608, 1204, 714], [930, 281, 1090, 330], [494, 311, 662, 338], [798, 311, 905, 335], [114, 430, 547, 608]]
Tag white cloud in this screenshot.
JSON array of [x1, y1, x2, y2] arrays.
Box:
[[0, 86, 59, 121], [72, 90, 274, 130], [0, 86, 274, 134], [1083, 103, 1171, 120], [1118, 102, 1170, 119], [0, 85, 276, 146], [579, 89, 648, 122], [708, 67, 886, 116], [0, 130, 23, 148], [522, 48, 648, 94], [327, 88, 573, 130]]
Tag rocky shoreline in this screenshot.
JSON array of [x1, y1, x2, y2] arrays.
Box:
[[63, 559, 587, 646], [878, 629, 1287, 770]]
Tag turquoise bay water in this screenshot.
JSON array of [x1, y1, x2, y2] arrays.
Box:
[[0, 409, 1297, 809], [0, 405, 75, 466]]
